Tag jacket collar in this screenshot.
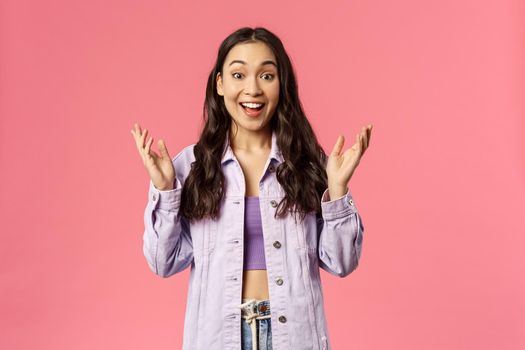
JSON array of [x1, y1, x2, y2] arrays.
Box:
[[221, 129, 284, 165]]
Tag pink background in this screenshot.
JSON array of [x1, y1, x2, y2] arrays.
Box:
[[1, 0, 524, 349]]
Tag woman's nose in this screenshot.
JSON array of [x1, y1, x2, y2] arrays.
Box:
[[244, 76, 262, 95]]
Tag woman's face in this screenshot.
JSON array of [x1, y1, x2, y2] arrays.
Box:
[[216, 41, 280, 134]]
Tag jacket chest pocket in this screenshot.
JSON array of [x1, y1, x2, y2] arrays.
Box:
[[283, 214, 317, 251], [283, 212, 317, 252]]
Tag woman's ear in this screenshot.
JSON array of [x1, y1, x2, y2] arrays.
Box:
[[216, 72, 223, 96]]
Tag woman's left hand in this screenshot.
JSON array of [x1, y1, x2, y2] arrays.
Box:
[[326, 124, 373, 197]]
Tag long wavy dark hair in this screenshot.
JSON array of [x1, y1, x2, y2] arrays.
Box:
[[181, 26, 328, 224]]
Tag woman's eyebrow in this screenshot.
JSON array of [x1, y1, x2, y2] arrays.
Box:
[[228, 59, 277, 68]]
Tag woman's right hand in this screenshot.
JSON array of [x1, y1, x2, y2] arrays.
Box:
[[131, 123, 176, 191]]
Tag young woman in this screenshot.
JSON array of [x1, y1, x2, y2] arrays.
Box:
[[131, 27, 372, 350]]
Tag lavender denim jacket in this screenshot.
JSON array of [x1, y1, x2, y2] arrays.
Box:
[[142, 130, 365, 350]]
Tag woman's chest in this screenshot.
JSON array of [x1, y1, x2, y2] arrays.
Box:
[[231, 149, 270, 197]]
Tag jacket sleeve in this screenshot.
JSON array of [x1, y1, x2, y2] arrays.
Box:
[[142, 167, 194, 278], [316, 187, 364, 278]]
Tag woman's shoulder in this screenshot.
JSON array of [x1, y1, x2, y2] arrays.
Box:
[[172, 143, 196, 164]]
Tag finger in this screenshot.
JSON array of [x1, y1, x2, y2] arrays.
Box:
[[140, 128, 149, 150], [132, 123, 142, 139], [144, 137, 160, 164], [145, 135, 153, 156], [361, 134, 367, 155], [361, 127, 368, 149], [135, 123, 144, 144], [366, 124, 372, 147], [158, 139, 171, 160], [331, 135, 345, 156], [131, 126, 144, 155]]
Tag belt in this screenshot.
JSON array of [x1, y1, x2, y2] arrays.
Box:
[[238, 298, 271, 350]]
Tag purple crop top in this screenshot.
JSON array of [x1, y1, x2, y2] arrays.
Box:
[[243, 196, 267, 270]]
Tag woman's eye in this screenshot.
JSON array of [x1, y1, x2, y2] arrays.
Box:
[[231, 72, 275, 80]]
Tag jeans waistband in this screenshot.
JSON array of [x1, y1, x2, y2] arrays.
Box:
[[239, 298, 271, 317]]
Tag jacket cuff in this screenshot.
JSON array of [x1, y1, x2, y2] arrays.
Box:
[[320, 187, 357, 219], [148, 178, 182, 211]]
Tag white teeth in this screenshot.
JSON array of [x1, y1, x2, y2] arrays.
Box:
[[241, 102, 263, 108]]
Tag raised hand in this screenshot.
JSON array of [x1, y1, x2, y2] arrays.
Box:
[[326, 124, 373, 198], [130, 123, 176, 191]]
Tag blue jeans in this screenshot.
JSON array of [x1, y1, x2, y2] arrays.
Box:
[[240, 299, 273, 350]]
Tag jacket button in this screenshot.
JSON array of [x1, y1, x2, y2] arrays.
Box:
[[268, 164, 275, 172], [152, 194, 156, 201], [275, 277, 283, 285], [278, 315, 287, 323], [348, 198, 354, 206], [273, 241, 281, 249], [270, 200, 278, 208]]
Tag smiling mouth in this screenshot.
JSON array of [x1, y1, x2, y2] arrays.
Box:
[[239, 103, 265, 112]]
